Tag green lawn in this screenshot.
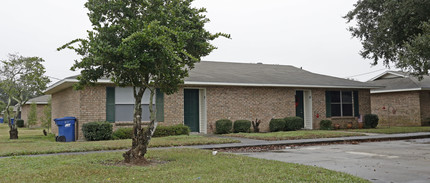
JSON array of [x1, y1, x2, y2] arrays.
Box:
[[349, 126, 430, 134], [0, 124, 238, 156], [0, 148, 369, 182], [225, 130, 366, 141]]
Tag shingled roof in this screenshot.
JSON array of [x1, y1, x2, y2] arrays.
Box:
[[367, 71, 430, 93], [45, 61, 378, 94]]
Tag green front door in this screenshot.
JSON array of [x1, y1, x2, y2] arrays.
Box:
[[295, 90, 304, 119], [184, 89, 200, 132]]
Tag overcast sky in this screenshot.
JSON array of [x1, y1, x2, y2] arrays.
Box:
[[0, 0, 391, 83]]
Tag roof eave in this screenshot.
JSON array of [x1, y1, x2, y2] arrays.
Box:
[[370, 87, 430, 93], [184, 81, 379, 89], [44, 78, 113, 94]]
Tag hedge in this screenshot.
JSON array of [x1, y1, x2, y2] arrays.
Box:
[[284, 117, 303, 131], [319, 120, 332, 130], [364, 114, 379, 128], [233, 120, 251, 133], [112, 124, 190, 139], [215, 119, 233, 134], [269, 118, 286, 132], [82, 121, 113, 141]]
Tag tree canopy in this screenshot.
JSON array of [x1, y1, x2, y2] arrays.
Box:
[[59, 0, 228, 162], [0, 54, 50, 138], [345, 0, 430, 78]]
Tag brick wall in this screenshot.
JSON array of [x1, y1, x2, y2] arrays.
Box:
[[21, 104, 47, 127], [163, 86, 371, 133], [420, 91, 430, 126], [371, 91, 422, 126], [51, 87, 80, 136]]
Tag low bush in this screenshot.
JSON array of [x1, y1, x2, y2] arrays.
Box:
[[82, 121, 113, 141], [319, 120, 332, 130], [152, 124, 190, 137], [16, 119, 25, 128], [215, 119, 233, 134], [269, 118, 286, 132], [364, 114, 379, 128], [112, 127, 133, 140], [112, 124, 190, 139], [233, 120, 251, 133], [284, 117, 303, 131]]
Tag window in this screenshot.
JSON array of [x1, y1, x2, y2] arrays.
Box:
[[326, 91, 358, 117], [106, 87, 164, 122]]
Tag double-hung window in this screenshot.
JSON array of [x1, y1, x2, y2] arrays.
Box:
[[326, 91, 359, 117]]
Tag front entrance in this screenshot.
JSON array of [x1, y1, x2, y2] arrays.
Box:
[[296, 90, 312, 129], [184, 89, 200, 132]]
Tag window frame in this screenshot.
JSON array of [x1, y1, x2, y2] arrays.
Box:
[[329, 91, 353, 117]]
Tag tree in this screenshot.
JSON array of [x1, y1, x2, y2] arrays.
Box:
[[42, 98, 52, 133], [345, 0, 430, 79], [59, 0, 229, 163], [27, 102, 37, 128], [0, 54, 50, 139]]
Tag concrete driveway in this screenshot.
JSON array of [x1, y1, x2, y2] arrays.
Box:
[[237, 138, 430, 183]]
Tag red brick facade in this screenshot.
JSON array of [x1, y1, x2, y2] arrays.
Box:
[[371, 91, 430, 126], [51, 84, 372, 139], [21, 104, 47, 127]]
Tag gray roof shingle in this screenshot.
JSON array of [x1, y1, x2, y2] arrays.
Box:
[[368, 71, 430, 92]]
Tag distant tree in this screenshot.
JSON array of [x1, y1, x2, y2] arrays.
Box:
[[59, 0, 228, 163], [41, 98, 52, 133], [0, 54, 50, 139], [345, 0, 430, 79], [27, 102, 37, 128]]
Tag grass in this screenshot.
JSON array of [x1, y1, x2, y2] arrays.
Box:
[[0, 148, 369, 182], [225, 130, 366, 141], [349, 126, 430, 134], [0, 124, 239, 156]]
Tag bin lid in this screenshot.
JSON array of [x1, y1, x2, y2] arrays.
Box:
[[54, 117, 76, 121]]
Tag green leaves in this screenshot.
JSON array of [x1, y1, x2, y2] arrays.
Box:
[[345, 0, 430, 78]]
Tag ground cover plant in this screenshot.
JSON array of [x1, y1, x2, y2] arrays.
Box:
[[349, 126, 430, 134], [0, 148, 369, 182], [225, 130, 366, 141], [0, 124, 238, 156]]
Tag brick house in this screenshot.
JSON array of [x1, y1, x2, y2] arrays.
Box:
[[368, 71, 430, 127], [45, 61, 377, 140], [20, 95, 51, 127]]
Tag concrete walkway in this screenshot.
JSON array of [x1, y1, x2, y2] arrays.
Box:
[[1, 132, 430, 158]]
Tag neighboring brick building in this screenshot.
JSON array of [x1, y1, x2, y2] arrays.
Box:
[[21, 95, 51, 127], [45, 61, 377, 140], [368, 71, 430, 127]]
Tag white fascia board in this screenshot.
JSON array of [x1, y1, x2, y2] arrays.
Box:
[[368, 71, 405, 81], [184, 81, 377, 89], [370, 88, 423, 93], [44, 78, 113, 94]]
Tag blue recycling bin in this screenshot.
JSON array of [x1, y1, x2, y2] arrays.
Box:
[[0, 118, 3, 123], [54, 117, 76, 142]]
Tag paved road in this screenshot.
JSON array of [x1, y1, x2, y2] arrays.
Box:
[[237, 138, 430, 183]]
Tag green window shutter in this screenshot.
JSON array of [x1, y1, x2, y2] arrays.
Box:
[[156, 88, 164, 122], [325, 91, 331, 117], [353, 91, 359, 117], [106, 87, 115, 122]]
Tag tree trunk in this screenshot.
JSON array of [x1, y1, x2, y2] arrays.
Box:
[[123, 87, 158, 163], [123, 86, 147, 163], [9, 128, 18, 139]]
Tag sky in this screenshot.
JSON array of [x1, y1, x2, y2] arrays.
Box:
[[0, 0, 392, 83]]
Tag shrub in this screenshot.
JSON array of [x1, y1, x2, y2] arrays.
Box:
[[233, 120, 251, 133], [269, 118, 286, 132], [152, 124, 190, 137], [112, 127, 133, 140], [16, 119, 25, 128], [364, 114, 379, 128], [319, 120, 332, 130], [82, 121, 113, 141], [112, 124, 190, 139], [215, 119, 233, 134], [284, 117, 303, 131]]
